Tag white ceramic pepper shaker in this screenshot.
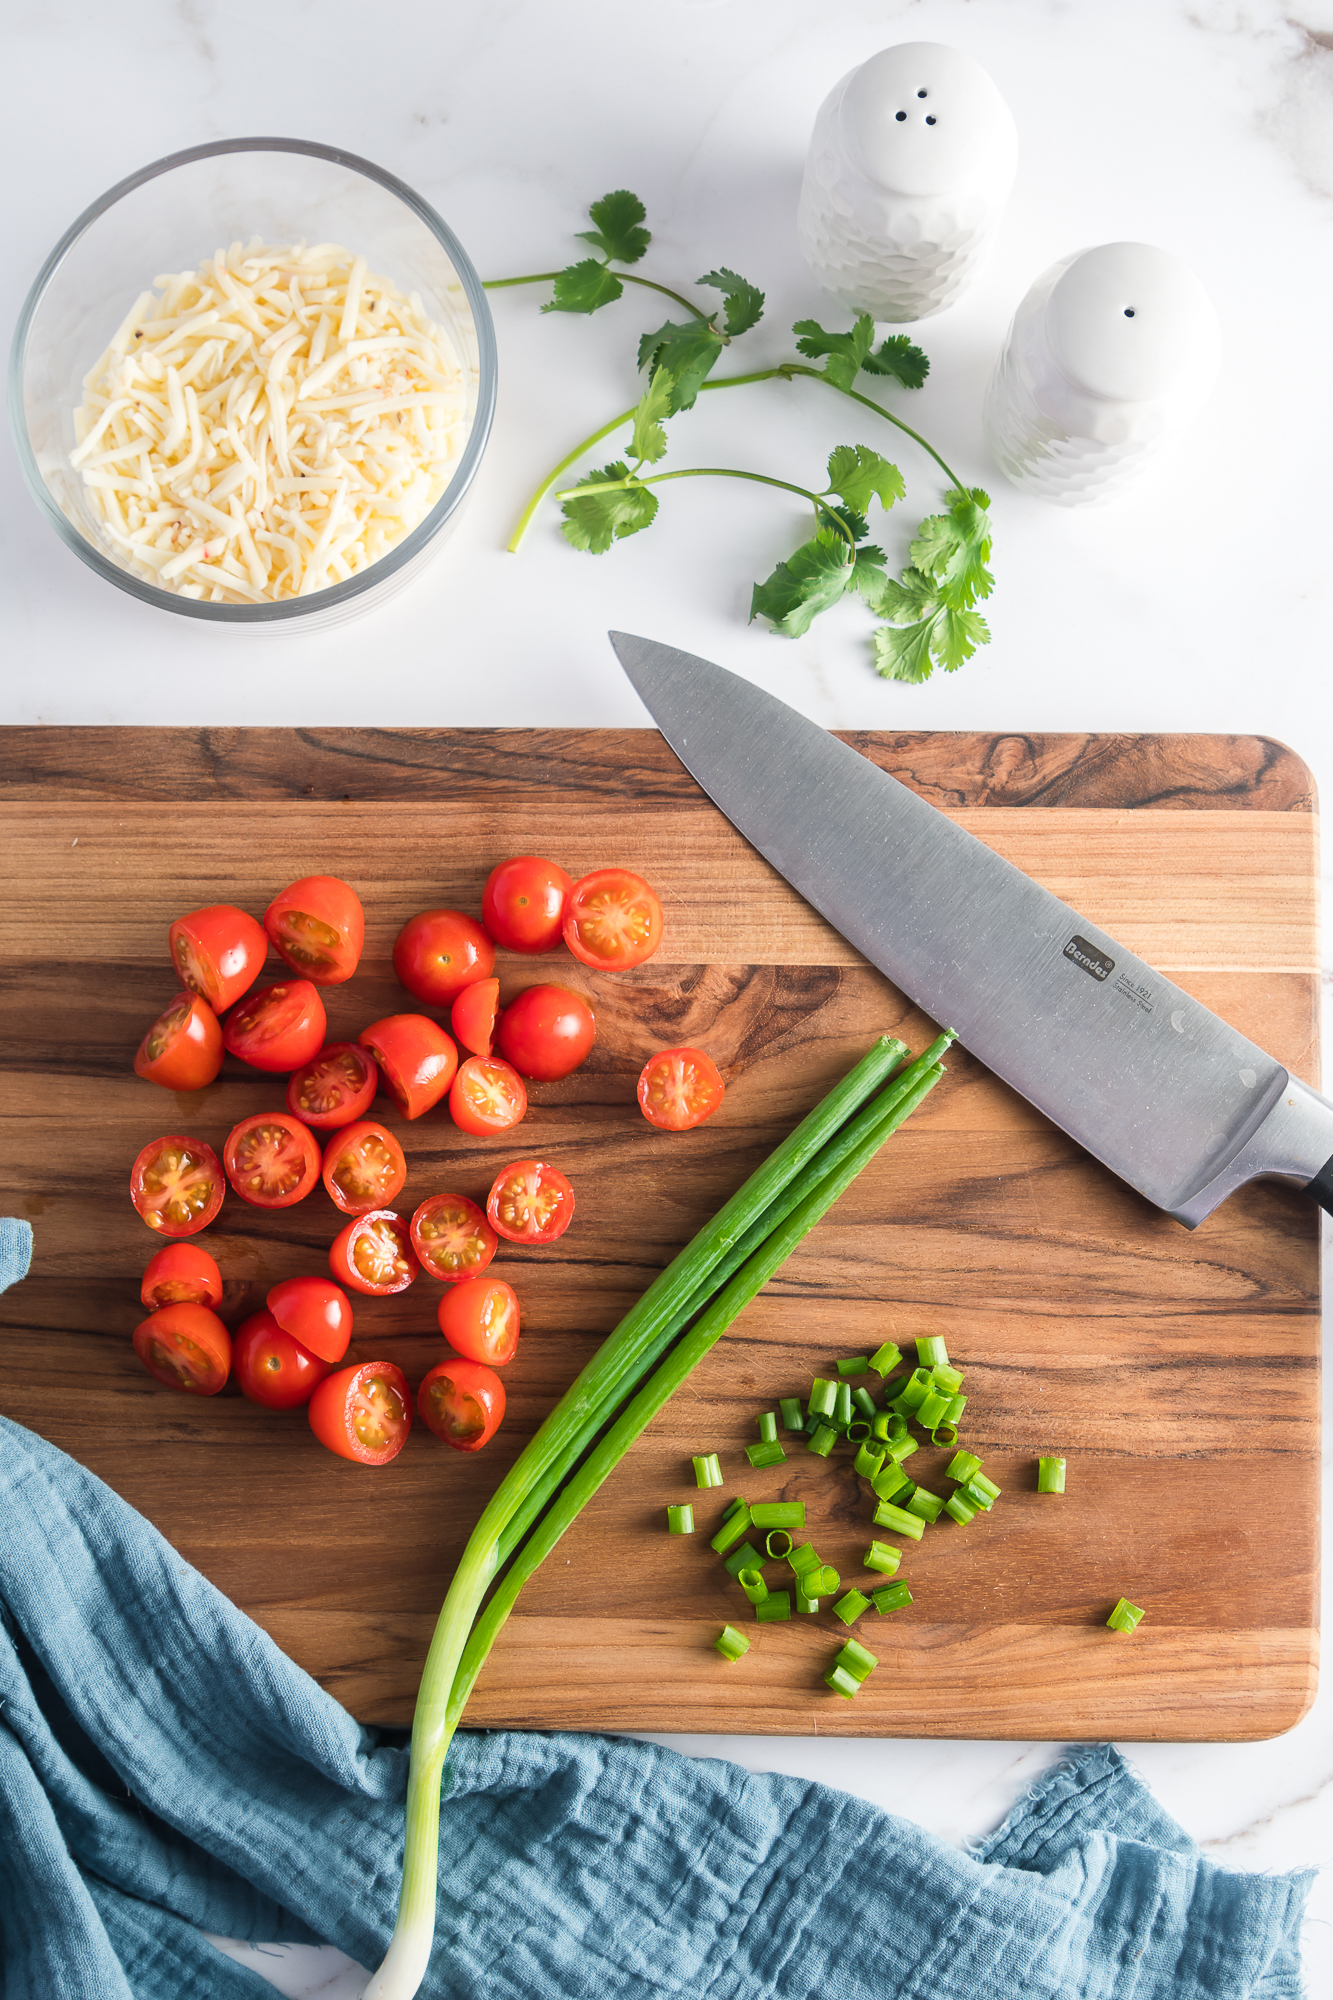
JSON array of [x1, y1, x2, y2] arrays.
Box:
[[982, 243, 1221, 505], [797, 42, 1018, 324]]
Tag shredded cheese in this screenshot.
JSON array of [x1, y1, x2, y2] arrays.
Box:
[[71, 240, 473, 603]]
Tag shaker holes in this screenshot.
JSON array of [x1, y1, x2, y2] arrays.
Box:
[[896, 111, 907, 121], [1124, 308, 1136, 318]]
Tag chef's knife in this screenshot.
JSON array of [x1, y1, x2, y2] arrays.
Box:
[[610, 630, 1333, 1227]]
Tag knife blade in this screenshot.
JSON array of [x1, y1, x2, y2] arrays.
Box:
[[609, 630, 1333, 1227]]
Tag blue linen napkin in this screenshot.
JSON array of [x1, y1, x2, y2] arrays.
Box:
[[0, 1226, 1313, 1999]]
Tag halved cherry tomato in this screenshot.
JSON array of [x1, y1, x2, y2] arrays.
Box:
[[141, 1242, 223, 1311], [168, 904, 268, 1013], [224, 1114, 321, 1209], [286, 1041, 378, 1130], [329, 1210, 420, 1296], [266, 1275, 352, 1363], [134, 990, 224, 1092], [264, 875, 365, 986], [322, 1120, 407, 1216], [309, 1361, 412, 1465], [417, 1358, 505, 1451], [481, 856, 573, 953], [132, 1303, 231, 1395], [451, 978, 500, 1058], [563, 868, 664, 970], [495, 985, 595, 1082], [486, 1160, 575, 1245], [437, 1276, 521, 1366], [448, 1056, 527, 1136], [637, 1047, 726, 1132], [131, 1135, 224, 1236], [358, 1015, 458, 1120], [223, 981, 327, 1074], [233, 1308, 332, 1409], [410, 1193, 498, 1283], [393, 908, 494, 1007]]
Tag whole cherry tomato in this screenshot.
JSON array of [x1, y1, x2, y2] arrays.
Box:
[[437, 1276, 521, 1366], [140, 1242, 223, 1311], [265, 875, 365, 985], [133, 990, 224, 1091], [486, 1159, 576, 1245], [450, 978, 500, 1059], [130, 1135, 224, 1237], [563, 868, 664, 970], [309, 1361, 413, 1465], [448, 1056, 527, 1136], [410, 1193, 498, 1283], [286, 1042, 378, 1130], [233, 1308, 332, 1410], [322, 1120, 407, 1216], [637, 1047, 726, 1132], [495, 985, 595, 1082], [266, 1275, 353, 1363], [132, 1303, 231, 1395], [168, 904, 268, 1013], [329, 1210, 420, 1296], [393, 909, 494, 1008], [223, 1113, 321, 1209], [417, 1358, 505, 1451], [223, 981, 327, 1074], [358, 1015, 458, 1120], [481, 856, 573, 953]]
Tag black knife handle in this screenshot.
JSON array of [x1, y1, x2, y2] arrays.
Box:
[[1307, 1153, 1333, 1214]]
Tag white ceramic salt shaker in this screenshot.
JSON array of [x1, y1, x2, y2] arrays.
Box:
[[797, 43, 1018, 324], [982, 243, 1221, 505]]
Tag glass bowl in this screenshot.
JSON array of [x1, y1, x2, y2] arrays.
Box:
[[8, 137, 497, 629]]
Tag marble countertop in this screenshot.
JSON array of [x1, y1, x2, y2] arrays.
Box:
[[4, 0, 1330, 1989]]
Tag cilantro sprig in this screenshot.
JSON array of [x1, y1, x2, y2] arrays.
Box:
[[486, 192, 995, 681]]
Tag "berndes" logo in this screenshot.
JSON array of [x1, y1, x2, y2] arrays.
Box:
[[1063, 935, 1114, 982]]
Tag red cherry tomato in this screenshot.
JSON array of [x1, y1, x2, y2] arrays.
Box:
[[358, 1015, 458, 1120], [486, 1160, 575, 1245], [133, 990, 224, 1091], [309, 1361, 412, 1465], [130, 1135, 224, 1237], [437, 1276, 521, 1366], [329, 1210, 420, 1296], [410, 1193, 498, 1284], [168, 904, 268, 1012], [321, 1120, 407, 1216], [637, 1047, 726, 1132], [448, 1056, 527, 1136], [223, 1113, 321, 1209], [450, 978, 500, 1058], [264, 875, 365, 986], [266, 1275, 353, 1363], [563, 868, 664, 970], [223, 981, 327, 1074], [233, 1308, 332, 1409], [418, 1358, 505, 1451], [481, 856, 573, 953], [393, 909, 494, 1008], [132, 1303, 231, 1395], [495, 985, 595, 1082], [286, 1042, 378, 1130], [140, 1242, 223, 1311]]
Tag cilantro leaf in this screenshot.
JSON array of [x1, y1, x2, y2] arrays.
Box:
[[847, 544, 888, 603], [869, 561, 992, 682], [698, 267, 765, 337], [935, 604, 991, 671], [825, 443, 905, 517], [750, 529, 855, 637], [576, 190, 650, 266], [910, 487, 994, 603], [872, 618, 939, 685], [636, 319, 726, 410], [792, 313, 875, 390], [821, 500, 870, 545], [861, 335, 930, 389], [630, 367, 673, 465], [543, 258, 625, 316], [560, 462, 658, 553]]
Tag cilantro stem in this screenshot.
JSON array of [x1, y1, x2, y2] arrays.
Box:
[[484, 270, 709, 320], [779, 364, 964, 492], [506, 402, 637, 552], [558, 465, 858, 550]]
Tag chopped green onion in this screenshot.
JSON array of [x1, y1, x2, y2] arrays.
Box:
[[851, 1387, 878, 1421], [765, 1528, 793, 1561], [871, 1581, 913, 1614], [863, 1541, 902, 1576], [871, 1459, 909, 1502], [692, 1453, 723, 1488], [892, 1479, 917, 1507], [1038, 1457, 1066, 1494], [816, 1565, 841, 1596], [885, 1432, 919, 1464], [836, 1638, 878, 1681], [723, 1540, 764, 1579], [906, 1488, 944, 1525], [967, 1471, 1000, 1505], [666, 1505, 694, 1534], [825, 1664, 861, 1698], [804, 1413, 825, 1436], [944, 1493, 978, 1525], [962, 1480, 995, 1512], [795, 1589, 820, 1615], [847, 1419, 873, 1445], [757, 1411, 778, 1444], [710, 1505, 752, 1554], [868, 1341, 902, 1377], [872, 1500, 925, 1540], [722, 1494, 748, 1521], [750, 1502, 806, 1529], [870, 1411, 893, 1442], [807, 1422, 837, 1457], [914, 1388, 951, 1429], [746, 1439, 787, 1468], [942, 1393, 966, 1423], [832, 1588, 870, 1625], [1107, 1597, 1145, 1634], [756, 1590, 792, 1623], [834, 1381, 853, 1429], [807, 1378, 836, 1419], [779, 1397, 804, 1432], [738, 1566, 768, 1605], [916, 1335, 949, 1367], [930, 1424, 959, 1450], [836, 1355, 870, 1377], [946, 1450, 982, 1484], [898, 1368, 933, 1409], [715, 1624, 750, 1661], [853, 1440, 887, 1480], [930, 1362, 963, 1393], [787, 1541, 821, 1579]]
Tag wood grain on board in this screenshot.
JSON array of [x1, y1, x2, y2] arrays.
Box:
[[0, 728, 1320, 1740]]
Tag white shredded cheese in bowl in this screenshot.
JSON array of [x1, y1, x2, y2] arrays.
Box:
[[70, 240, 472, 603]]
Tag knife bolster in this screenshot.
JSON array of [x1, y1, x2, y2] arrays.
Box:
[[1169, 1074, 1333, 1226]]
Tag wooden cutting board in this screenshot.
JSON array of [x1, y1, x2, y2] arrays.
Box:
[[0, 726, 1319, 1741]]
